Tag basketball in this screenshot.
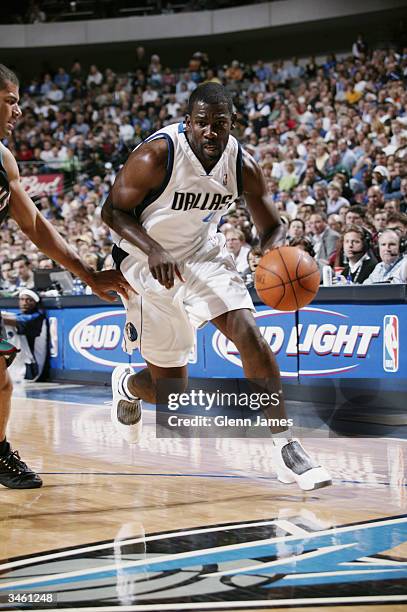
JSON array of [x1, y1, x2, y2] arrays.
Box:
[[254, 246, 320, 311]]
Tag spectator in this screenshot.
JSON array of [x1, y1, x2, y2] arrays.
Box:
[[0, 289, 48, 382], [364, 230, 404, 284], [87, 65, 103, 87], [309, 212, 340, 265], [386, 213, 407, 239], [244, 245, 263, 288], [0, 259, 16, 292], [327, 213, 343, 234], [327, 181, 349, 214], [287, 218, 305, 241], [384, 199, 401, 215], [373, 210, 388, 234], [225, 228, 251, 275], [13, 256, 35, 290], [279, 161, 298, 192], [337, 226, 377, 284], [345, 206, 366, 226]]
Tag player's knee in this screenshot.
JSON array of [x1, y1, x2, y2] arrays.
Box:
[[234, 323, 264, 353]]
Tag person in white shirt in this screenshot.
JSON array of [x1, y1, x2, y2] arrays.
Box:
[[119, 117, 135, 143], [142, 86, 158, 105], [327, 182, 350, 214], [364, 230, 404, 284], [225, 228, 251, 275], [86, 65, 103, 87]]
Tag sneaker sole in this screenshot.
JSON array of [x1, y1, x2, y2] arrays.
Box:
[[277, 466, 333, 491], [111, 365, 143, 444]]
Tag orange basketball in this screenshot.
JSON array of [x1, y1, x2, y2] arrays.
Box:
[[255, 246, 320, 311]]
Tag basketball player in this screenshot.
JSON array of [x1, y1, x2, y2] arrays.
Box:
[[0, 64, 130, 488], [102, 83, 331, 491]]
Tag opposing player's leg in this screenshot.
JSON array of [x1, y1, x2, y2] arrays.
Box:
[[111, 362, 188, 443], [211, 309, 332, 491], [0, 345, 42, 489]]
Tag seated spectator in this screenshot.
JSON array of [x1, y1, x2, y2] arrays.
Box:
[[279, 161, 298, 192], [384, 199, 401, 215], [0, 289, 48, 382], [364, 230, 405, 284], [337, 226, 377, 284], [13, 256, 35, 290], [310, 212, 340, 266], [328, 213, 343, 234], [345, 206, 366, 227], [372, 165, 390, 195], [373, 209, 388, 234], [244, 245, 263, 288], [287, 218, 305, 241], [225, 228, 251, 276], [386, 213, 407, 240], [0, 259, 17, 292], [366, 186, 384, 214], [327, 181, 349, 214]]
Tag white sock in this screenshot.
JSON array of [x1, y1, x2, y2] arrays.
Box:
[[272, 429, 293, 446]]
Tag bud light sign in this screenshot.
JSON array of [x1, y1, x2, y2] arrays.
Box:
[[209, 305, 405, 379], [67, 309, 145, 370]]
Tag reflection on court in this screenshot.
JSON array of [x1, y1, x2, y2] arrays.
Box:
[[0, 384, 405, 611]]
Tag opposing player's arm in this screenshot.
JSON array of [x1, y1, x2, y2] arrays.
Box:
[[102, 140, 184, 288], [241, 150, 286, 251], [2, 145, 130, 302]]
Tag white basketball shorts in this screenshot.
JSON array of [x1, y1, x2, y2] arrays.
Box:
[[119, 235, 254, 368]]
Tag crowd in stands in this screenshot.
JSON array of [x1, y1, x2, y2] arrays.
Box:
[[1, 36, 407, 294]]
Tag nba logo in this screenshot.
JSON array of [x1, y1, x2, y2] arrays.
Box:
[[383, 315, 399, 373]]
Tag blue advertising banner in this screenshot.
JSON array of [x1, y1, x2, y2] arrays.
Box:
[[52, 306, 205, 375], [46, 302, 406, 383], [204, 308, 298, 379], [298, 305, 405, 379]]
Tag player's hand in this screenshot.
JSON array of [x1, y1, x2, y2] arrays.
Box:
[[87, 270, 132, 302], [148, 247, 185, 289]]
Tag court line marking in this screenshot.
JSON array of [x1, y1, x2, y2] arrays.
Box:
[[0, 519, 290, 572], [10, 594, 407, 611], [0, 516, 405, 590], [33, 472, 407, 487]]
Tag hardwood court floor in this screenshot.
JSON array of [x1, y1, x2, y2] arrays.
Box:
[[0, 383, 405, 611]]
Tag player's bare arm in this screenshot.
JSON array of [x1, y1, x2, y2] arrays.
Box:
[[241, 150, 286, 251], [1, 144, 130, 302], [102, 139, 184, 289]]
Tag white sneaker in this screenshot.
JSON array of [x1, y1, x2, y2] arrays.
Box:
[[111, 365, 142, 444], [271, 439, 332, 491]]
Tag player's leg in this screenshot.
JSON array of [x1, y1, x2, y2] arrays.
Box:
[[211, 308, 286, 419], [0, 356, 12, 443], [128, 362, 188, 403], [111, 362, 188, 443], [0, 349, 42, 489], [211, 309, 332, 490]]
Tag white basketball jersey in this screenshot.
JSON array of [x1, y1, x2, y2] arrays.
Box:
[[112, 122, 242, 261]]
